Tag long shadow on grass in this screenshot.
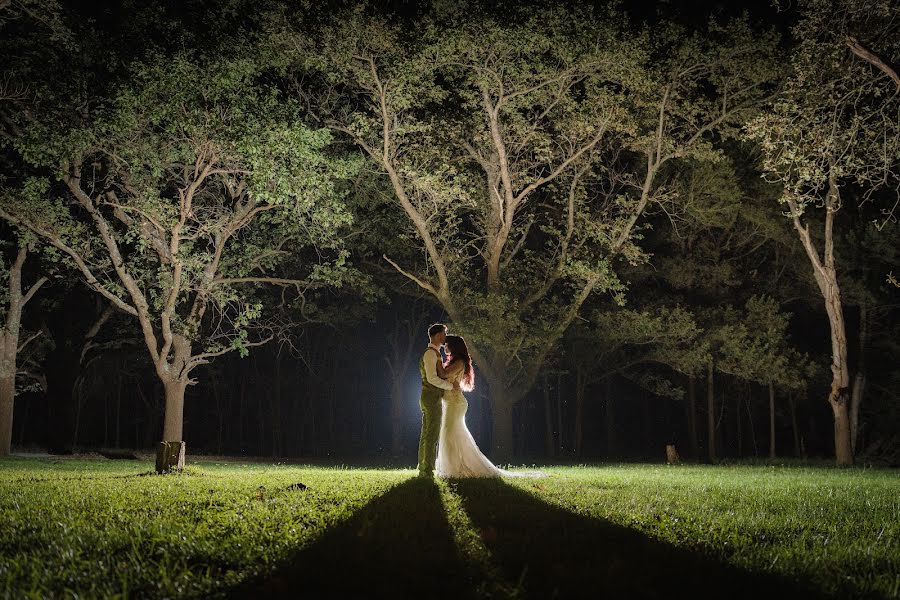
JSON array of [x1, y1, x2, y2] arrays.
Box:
[[448, 478, 830, 600], [229, 477, 478, 599]]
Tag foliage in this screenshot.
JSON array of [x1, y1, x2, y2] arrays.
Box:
[[566, 305, 707, 387], [745, 0, 900, 224], [714, 296, 814, 390], [1, 44, 361, 382], [298, 4, 783, 417]]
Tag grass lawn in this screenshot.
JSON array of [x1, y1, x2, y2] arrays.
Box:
[[0, 457, 897, 599]]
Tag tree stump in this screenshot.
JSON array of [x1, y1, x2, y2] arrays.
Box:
[[666, 444, 680, 465], [155, 441, 185, 473]]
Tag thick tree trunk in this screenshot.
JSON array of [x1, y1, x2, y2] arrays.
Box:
[[155, 440, 185, 473], [153, 332, 193, 472], [706, 363, 716, 463], [157, 377, 188, 473], [491, 388, 516, 464], [687, 376, 698, 459], [768, 382, 776, 460], [831, 391, 853, 466], [825, 297, 852, 465], [0, 374, 14, 456], [161, 378, 187, 442]]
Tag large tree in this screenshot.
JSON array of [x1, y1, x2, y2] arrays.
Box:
[[746, 0, 900, 464], [299, 5, 781, 460], [0, 236, 47, 454], [1, 50, 358, 469]]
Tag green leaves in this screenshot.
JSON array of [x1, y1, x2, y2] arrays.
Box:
[[747, 0, 900, 220]]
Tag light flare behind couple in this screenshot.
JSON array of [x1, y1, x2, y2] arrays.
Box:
[[417, 323, 543, 479]]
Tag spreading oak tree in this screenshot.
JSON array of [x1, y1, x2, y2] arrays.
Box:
[[0, 51, 358, 468], [297, 6, 781, 459]]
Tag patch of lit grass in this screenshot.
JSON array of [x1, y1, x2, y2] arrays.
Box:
[[0, 458, 896, 598]]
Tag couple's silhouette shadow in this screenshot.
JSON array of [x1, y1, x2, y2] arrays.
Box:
[[229, 476, 829, 599]]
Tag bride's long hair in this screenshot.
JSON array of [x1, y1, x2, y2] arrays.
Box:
[[444, 334, 474, 392]]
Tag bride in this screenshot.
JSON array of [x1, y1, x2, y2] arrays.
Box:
[[435, 334, 543, 479]]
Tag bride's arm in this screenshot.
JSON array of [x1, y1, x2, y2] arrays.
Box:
[[445, 360, 464, 388]]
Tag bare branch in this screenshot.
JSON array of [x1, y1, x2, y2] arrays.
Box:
[[847, 36, 900, 89], [20, 275, 47, 308], [16, 330, 42, 353], [0, 206, 139, 317], [382, 254, 438, 296]]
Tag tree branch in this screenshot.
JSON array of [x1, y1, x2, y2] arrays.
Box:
[[16, 330, 42, 353], [382, 254, 438, 296], [847, 36, 900, 89], [0, 206, 139, 317], [20, 275, 48, 308]]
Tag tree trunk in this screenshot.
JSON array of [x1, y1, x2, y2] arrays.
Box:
[[790, 181, 852, 465], [574, 368, 586, 458], [788, 393, 801, 458], [746, 389, 758, 457], [0, 246, 46, 455], [543, 374, 554, 458], [850, 302, 867, 454], [831, 392, 853, 466], [706, 362, 716, 463], [491, 387, 516, 464], [161, 378, 187, 442], [155, 440, 185, 473], [0, 374, 14, 456], [768, 381, 776, 460], [157, 377, 187, 473], [823, 280, 852, 465], [687, 376, 698, 459]]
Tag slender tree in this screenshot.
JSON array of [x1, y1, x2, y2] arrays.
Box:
[[0, 236, 47, 454], [746, 0, 900, 464]]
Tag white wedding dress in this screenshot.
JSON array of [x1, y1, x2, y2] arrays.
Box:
[[435, 361, 544, 479]]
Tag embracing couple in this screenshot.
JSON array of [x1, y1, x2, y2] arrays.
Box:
[[417, 323, 541, 479]]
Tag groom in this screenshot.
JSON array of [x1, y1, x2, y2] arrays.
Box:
[[417, 323, 458, 477]]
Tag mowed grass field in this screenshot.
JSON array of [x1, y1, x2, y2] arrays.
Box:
[[0, 457, 897, 599]]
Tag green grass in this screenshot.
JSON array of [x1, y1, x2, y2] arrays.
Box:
[[0, 458, 897, 599]]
